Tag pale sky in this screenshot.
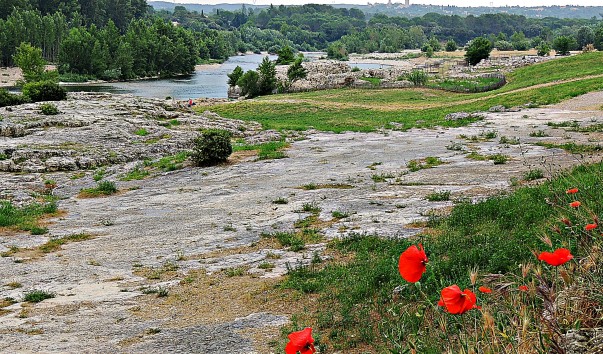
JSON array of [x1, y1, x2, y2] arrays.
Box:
[[173, 0, 602, 7]]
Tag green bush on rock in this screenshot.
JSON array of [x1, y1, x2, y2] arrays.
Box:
[[191, 129, 233, 167]]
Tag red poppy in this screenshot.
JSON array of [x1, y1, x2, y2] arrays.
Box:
[[570, 201, 581, 208], [398, 244, 428, 283], [566, 188, 579, 194], [585, 223, 598, 231], [518, 285, 529, 292], [537, 248, 573, 266], [437, 285, 478, 315], [478, 286, 492, 293], [285, 328, 316, 354]]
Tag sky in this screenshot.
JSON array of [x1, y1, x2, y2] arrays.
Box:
[[172, 0, 602, 7]]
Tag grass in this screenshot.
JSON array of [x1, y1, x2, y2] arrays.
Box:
[[0, 200, 58, 234], [144, 151, 189, 172], [407, 156, 443, 172], [79, 180, 118, 197], [233, 140, 289, 160], [299, 183, 353, 190], [208, 52, 603, 133], [279, 162, 603, 352], [359, 77, 382, 86], [134, 128, 149, 136], [536, 142, 603, 154], [120, 167, 150, 181], [38, 233, 93, 253], [523, 168, 544, 181], [429, 76, 501, 92], [426, 190, 451, 201]]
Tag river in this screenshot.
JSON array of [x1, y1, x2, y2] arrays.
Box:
[[61, 53, 389, 100]]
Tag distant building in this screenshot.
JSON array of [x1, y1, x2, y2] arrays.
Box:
[[405, 0, 410, 6]]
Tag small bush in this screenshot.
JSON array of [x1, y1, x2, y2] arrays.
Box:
[[39, 103, 59, 115], [491, 154, 510, 164], [191, 129, 233, 167], [79, 180, 118, 197], [24, 289, 55, 303], [407, 70, 428, 86], [0, 89, 27, 108], [22, 81, 66, 102]]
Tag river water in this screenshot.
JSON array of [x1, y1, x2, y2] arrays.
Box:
[[61, 53, 388, 100]]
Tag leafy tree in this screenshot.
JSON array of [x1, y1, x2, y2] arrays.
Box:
[[510, 31, 530, 50], [227, 65, 243, 87], [553, 35, 576, 55], [13, 42, 45, 82], [22, 80, 66, 102], [327, 42, 348, 61], [464, 37, 492, 66], [427, 37, 441, 52], [275, 45, 295, 65], [257, 56, 276, 95], [237, 70, 260, 98], [494, 40, 514, 51], [445, 40, 457, 52], [287, 54, 307, 82], [536, 43, 551, 56], [576, 26, 595, 49], [595, 25, 603, 51]]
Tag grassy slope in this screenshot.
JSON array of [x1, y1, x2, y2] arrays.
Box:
[[209, 52, 603, 132], [281, 163, 603, 353]]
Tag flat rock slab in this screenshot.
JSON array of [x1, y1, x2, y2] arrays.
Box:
[[1, 93, 603, 352]]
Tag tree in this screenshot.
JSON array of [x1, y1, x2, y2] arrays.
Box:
[[257, 56, 276, 95], [227, 65, 243, 87], [191, 129, 233, 167], [576, 26, 595, 49], [445, 40, 457, 52], [13, 42, 45, 82], [553, 35, 576, 55], [275, 44, 295, 65], [536, 43, 551, 56], [427, 37, 441, 52], [464, 37, 492, 66], [237, 70, 260, 98], [287, 54, 306, 82]]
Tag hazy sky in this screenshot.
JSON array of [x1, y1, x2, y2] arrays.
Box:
[[173, 1, 602, 7]]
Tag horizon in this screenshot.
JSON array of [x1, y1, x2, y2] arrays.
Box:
[[165, 0, 603, 8]]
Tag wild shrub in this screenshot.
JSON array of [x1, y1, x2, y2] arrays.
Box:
[[0, 89, 27, 108], [39, 103, 59, 115], [407, 70, 428, 86], [22, 81, 66, 102], [191, 129, 232, 167]]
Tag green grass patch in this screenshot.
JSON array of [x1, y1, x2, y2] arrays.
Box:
[[0, 201, 58, 234], [407, 156, 443, 172], [23, 290, 55, 303], [359, 77, 382, 86], [120, 167, 150, 181], [38, 233, 93, 253], [233, 140, 289, 160], [280, 161, 603, 352], [79, 180, 118, 197], [426, 190, 451, 201], [144, 151, 189, 172], [134, 128, 149, 136]]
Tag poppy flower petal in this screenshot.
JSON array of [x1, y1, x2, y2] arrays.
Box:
[[585, 223, 597, 231], [398, 244, 428, 283], [538, 248, 573, 266], [519, 285, 528, 292], [478, 286, 492, 293], [566, 188, 579, 194], [570, 201, 581, 208], [286, 328, 314, 352]]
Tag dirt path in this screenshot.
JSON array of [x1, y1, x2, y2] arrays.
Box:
[[1, 94, 603, 352]]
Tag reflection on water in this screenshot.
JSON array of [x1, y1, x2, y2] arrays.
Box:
[[61, 53, 390, 100]]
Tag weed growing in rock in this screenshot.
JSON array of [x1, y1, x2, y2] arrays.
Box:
[[120, 167, 149, 181], [79, 180, 117, 197], [331, 211, 349, 219], [258, 262, 275, 270], [262, 232, 305, 251], [301, 203, 321, 213], [524, 169, 544, 181], [134, 128, 149, 136], [499, 136, 520, 145], [39, 103, 59, 115], [426, 190, 451, 201], [529, 130, 549, 137], [23, 290, 55, 303], [272, 197, 289, 205], [407, 156, 443, 172]]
